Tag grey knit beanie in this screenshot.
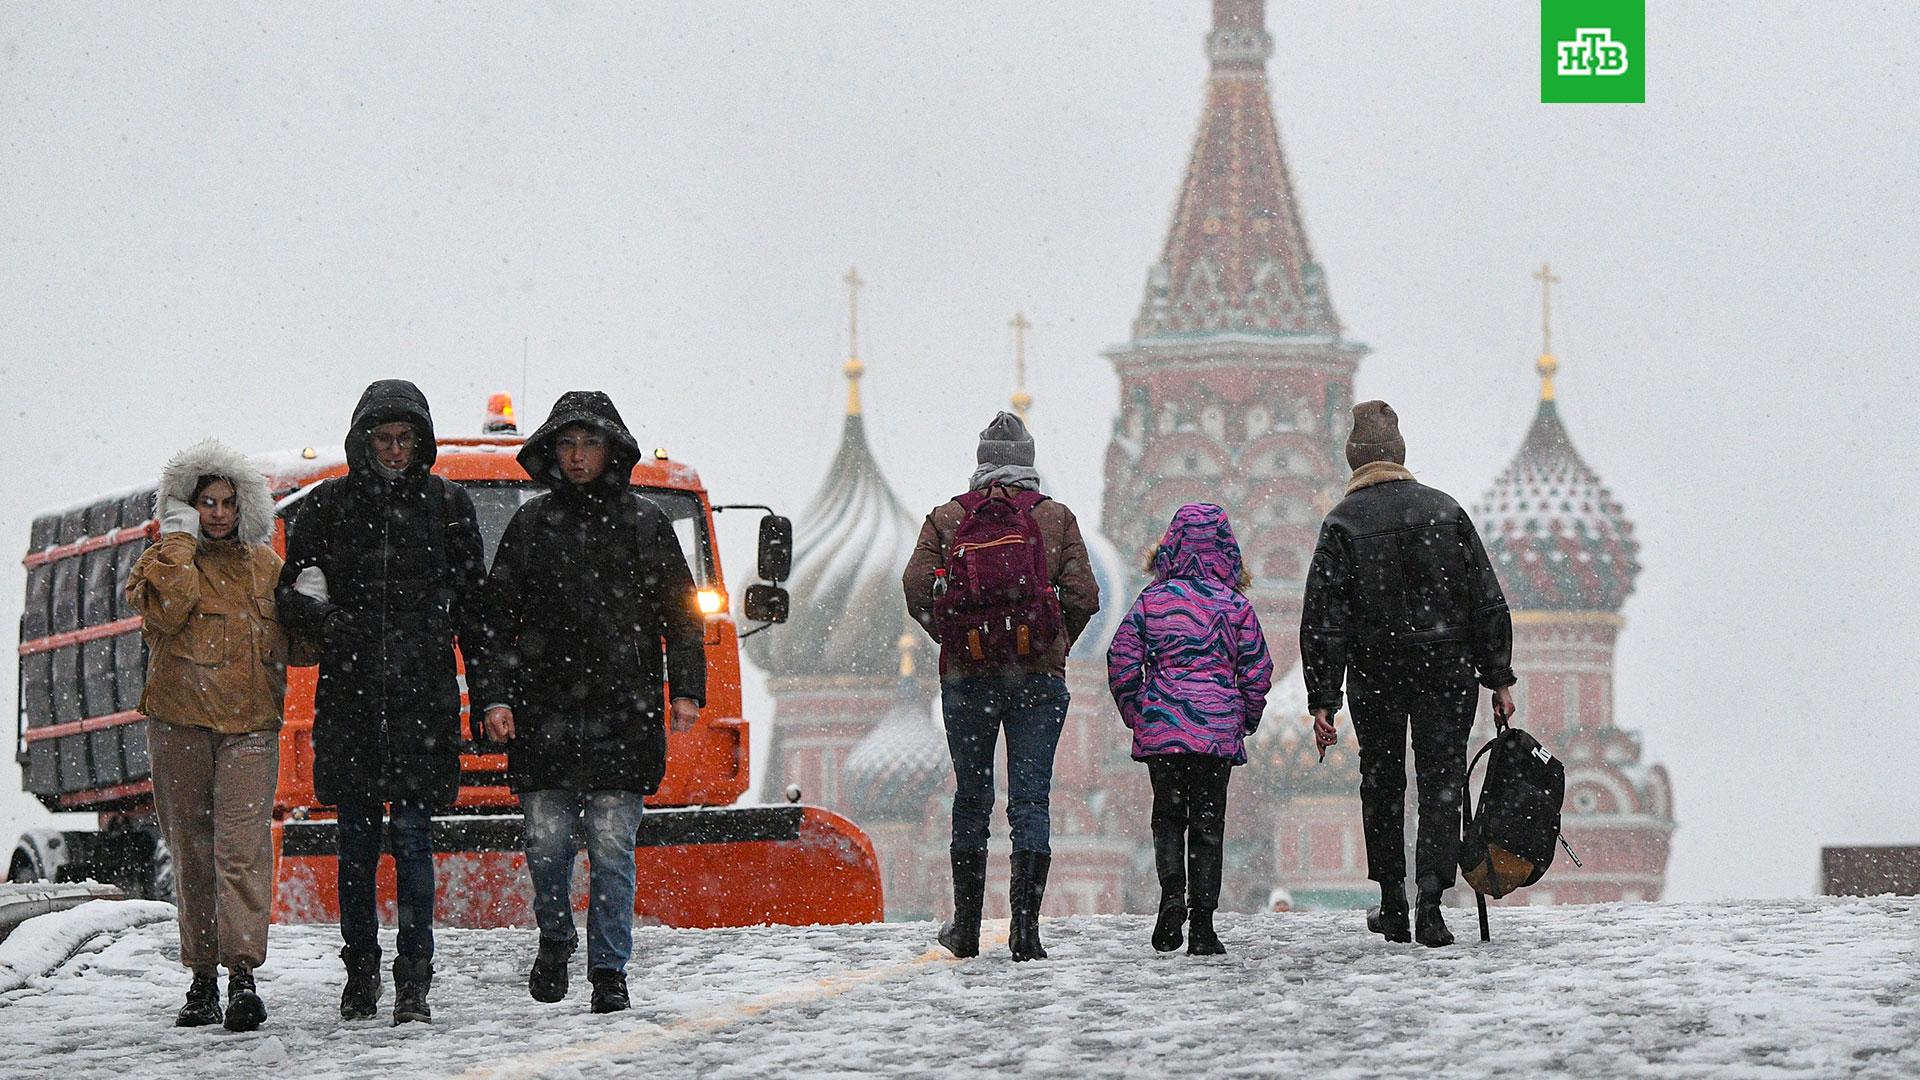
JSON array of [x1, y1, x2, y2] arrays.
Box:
[[976, 411, 1036, 468], [1345, 400, 1407, 469]]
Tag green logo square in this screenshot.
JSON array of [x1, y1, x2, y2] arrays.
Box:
[[1542, 0, 1645, 103]]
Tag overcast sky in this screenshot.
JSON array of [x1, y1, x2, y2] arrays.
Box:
[[3, 3, 1915, 900]]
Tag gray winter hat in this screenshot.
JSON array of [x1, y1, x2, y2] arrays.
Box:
[[1345, 400, 1407, 469], [976, 410, 1036, 468]]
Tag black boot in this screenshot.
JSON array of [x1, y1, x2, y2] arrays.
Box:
[[529, 934, 575, 1003], [1366, 879, 1412, 943], [174, 970, 222, 1028], [223, 966, 266, 1032], [1415, 886, 1454, 948], [1008, 850, 1051, 962], [1150, 816, 1186, 954], [339, 945, 382, 1021], [589, 969, 630, 1013], [391, 955, 433, 1024], [1186, 908, 1225, 956], [937, 847, 988, 959]]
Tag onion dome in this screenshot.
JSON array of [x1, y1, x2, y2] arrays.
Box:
[[1252, 661, 1356, 795], [745, 269, 923, 682], [1070, 528, 1138, 664], [843, 635, 948, 821], [1475, 350, 1640, 613]]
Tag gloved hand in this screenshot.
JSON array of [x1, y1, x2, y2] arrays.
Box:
[[293, 566, 330, 603], [160, 497, 200, 539], [325, 608, 376, 652]]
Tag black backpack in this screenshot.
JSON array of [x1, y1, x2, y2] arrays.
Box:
[[1459, 725, 1581, 941]]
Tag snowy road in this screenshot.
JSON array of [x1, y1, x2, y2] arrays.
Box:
[[1, 898, 1915, 1078]]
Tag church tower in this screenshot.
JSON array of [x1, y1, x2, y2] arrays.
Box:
[[1102, 0, 1368, 667], [1474, 266, 1675, 902], [749, 269, 923, 813]]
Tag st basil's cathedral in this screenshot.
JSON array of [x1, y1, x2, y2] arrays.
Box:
[[748, 0, 1675, 919]]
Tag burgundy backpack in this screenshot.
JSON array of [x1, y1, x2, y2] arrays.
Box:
[[933, 488, 1063, 667]]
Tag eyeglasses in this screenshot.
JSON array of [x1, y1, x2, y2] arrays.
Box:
[[370, 431, 416, 451]]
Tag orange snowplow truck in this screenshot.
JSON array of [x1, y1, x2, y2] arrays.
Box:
[[11, 397, 883, 929]]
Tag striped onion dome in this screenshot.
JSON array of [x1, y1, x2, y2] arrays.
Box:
[[843, 636, 948, 821], [744, 411, 922, 681], [1474, 397, 1640, 613], [1070, 527, 1138, 663]]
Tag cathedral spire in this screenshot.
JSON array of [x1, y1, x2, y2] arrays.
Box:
[[843, 266, 865, 416], [1132, 0, 1342, 341], [1533, 262, 1561, 403]]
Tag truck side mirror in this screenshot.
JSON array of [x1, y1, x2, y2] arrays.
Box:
[[758, 515, 793, 582], [744, 584, 790, 624]]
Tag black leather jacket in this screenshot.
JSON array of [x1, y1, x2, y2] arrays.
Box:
[[1299, 477, 1515, 713]]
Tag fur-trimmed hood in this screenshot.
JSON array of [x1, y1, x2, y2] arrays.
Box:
[[156, 437, 276, 545]]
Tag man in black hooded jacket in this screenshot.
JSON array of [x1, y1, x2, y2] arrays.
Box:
[[478, 391, 706, 1014], [1300, 400, 1517, 948], [276, 379, 491, 1024]]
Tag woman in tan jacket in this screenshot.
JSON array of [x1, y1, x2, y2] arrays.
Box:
[[126, 438, 302, 1032]]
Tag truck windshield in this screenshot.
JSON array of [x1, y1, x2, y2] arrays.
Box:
[[466, 482, 714, 586]]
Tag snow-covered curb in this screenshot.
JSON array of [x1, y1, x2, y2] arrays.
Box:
[[0, 899, 175, 994]]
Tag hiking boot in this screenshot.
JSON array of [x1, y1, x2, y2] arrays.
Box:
[[529, 934, 575, 1003], [1151, 895, 1186, 953], [1367, 879, 1412, 943], [1186, 908, 1225, 956], [937, 847, 987, 959], [339, 945, 382, 1021], [391, 955, 433, 1025], [588, 969, 629, 1014], [223, 966, 266, 1032], [1415, 889, 1455, 948], [174, 970, 222, 1028], [1008, 850, 1051, 962]]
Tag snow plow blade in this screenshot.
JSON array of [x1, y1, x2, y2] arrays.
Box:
[[271, 804, 883, 929]]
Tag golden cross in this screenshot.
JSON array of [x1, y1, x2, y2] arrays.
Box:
[[843, 267, 866, 415], [1532, 261, 1560, 357], [1009, 311, 1033, 421]]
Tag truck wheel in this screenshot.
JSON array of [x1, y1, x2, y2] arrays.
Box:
[[9, 847, 42, 883], [145, 832, 177, 904]]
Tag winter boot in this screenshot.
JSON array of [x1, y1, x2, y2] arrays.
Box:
[[1151, 895, 1187, 954], [529, 934, 575, 1003], [223, 966, 266, 1033], [1008, 850, 1051, 962], [937, 847, 988, 959], [1186, 908, 1225, 956], [174, 970, 222, 1028], [339, 945, 383, 1020], [1414, 886, 1454, 948], [1366, 879, 1411, 944], [588, 969, 630, 1014], [391, 955, 433, 1025]]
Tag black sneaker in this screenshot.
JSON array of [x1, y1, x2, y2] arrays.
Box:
[[588, 969, 629, 1014], [391, 955, 433, 1025], [223, 967, 266, 1032], [174, 971, 222, 1028], [529, 935, 575, 1004], [339, 945, 382, 1021]]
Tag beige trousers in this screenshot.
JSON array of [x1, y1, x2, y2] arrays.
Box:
[[148, 722, 279, 971]]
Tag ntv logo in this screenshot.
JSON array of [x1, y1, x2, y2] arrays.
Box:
[[1556, 28, 1629, 76]]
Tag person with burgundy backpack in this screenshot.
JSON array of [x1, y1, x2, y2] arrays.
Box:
[[903, 412, 1100, 962]]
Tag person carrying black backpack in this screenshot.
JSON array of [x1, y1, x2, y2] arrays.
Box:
[[903, 412, 1100, 962], [1300, 401, 1517, 948]]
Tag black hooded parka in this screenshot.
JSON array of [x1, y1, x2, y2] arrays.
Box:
[[275, 380, 491, 808], [481, 391, 707, 795]]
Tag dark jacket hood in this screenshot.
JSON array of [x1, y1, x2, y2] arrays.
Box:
[[346, 379, 438, 477], [518, 390, 641, 493]]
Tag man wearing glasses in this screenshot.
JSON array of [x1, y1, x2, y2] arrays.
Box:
[[276, 379, 493, 1025]]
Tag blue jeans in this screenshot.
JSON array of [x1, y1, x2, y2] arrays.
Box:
[[337, 800, 435, 959], [521, 789, 645, 974], [941, 674, 1070, 856]]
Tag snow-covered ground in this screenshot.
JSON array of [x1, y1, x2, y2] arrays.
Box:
[[0, 898, 1914, 1078]]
